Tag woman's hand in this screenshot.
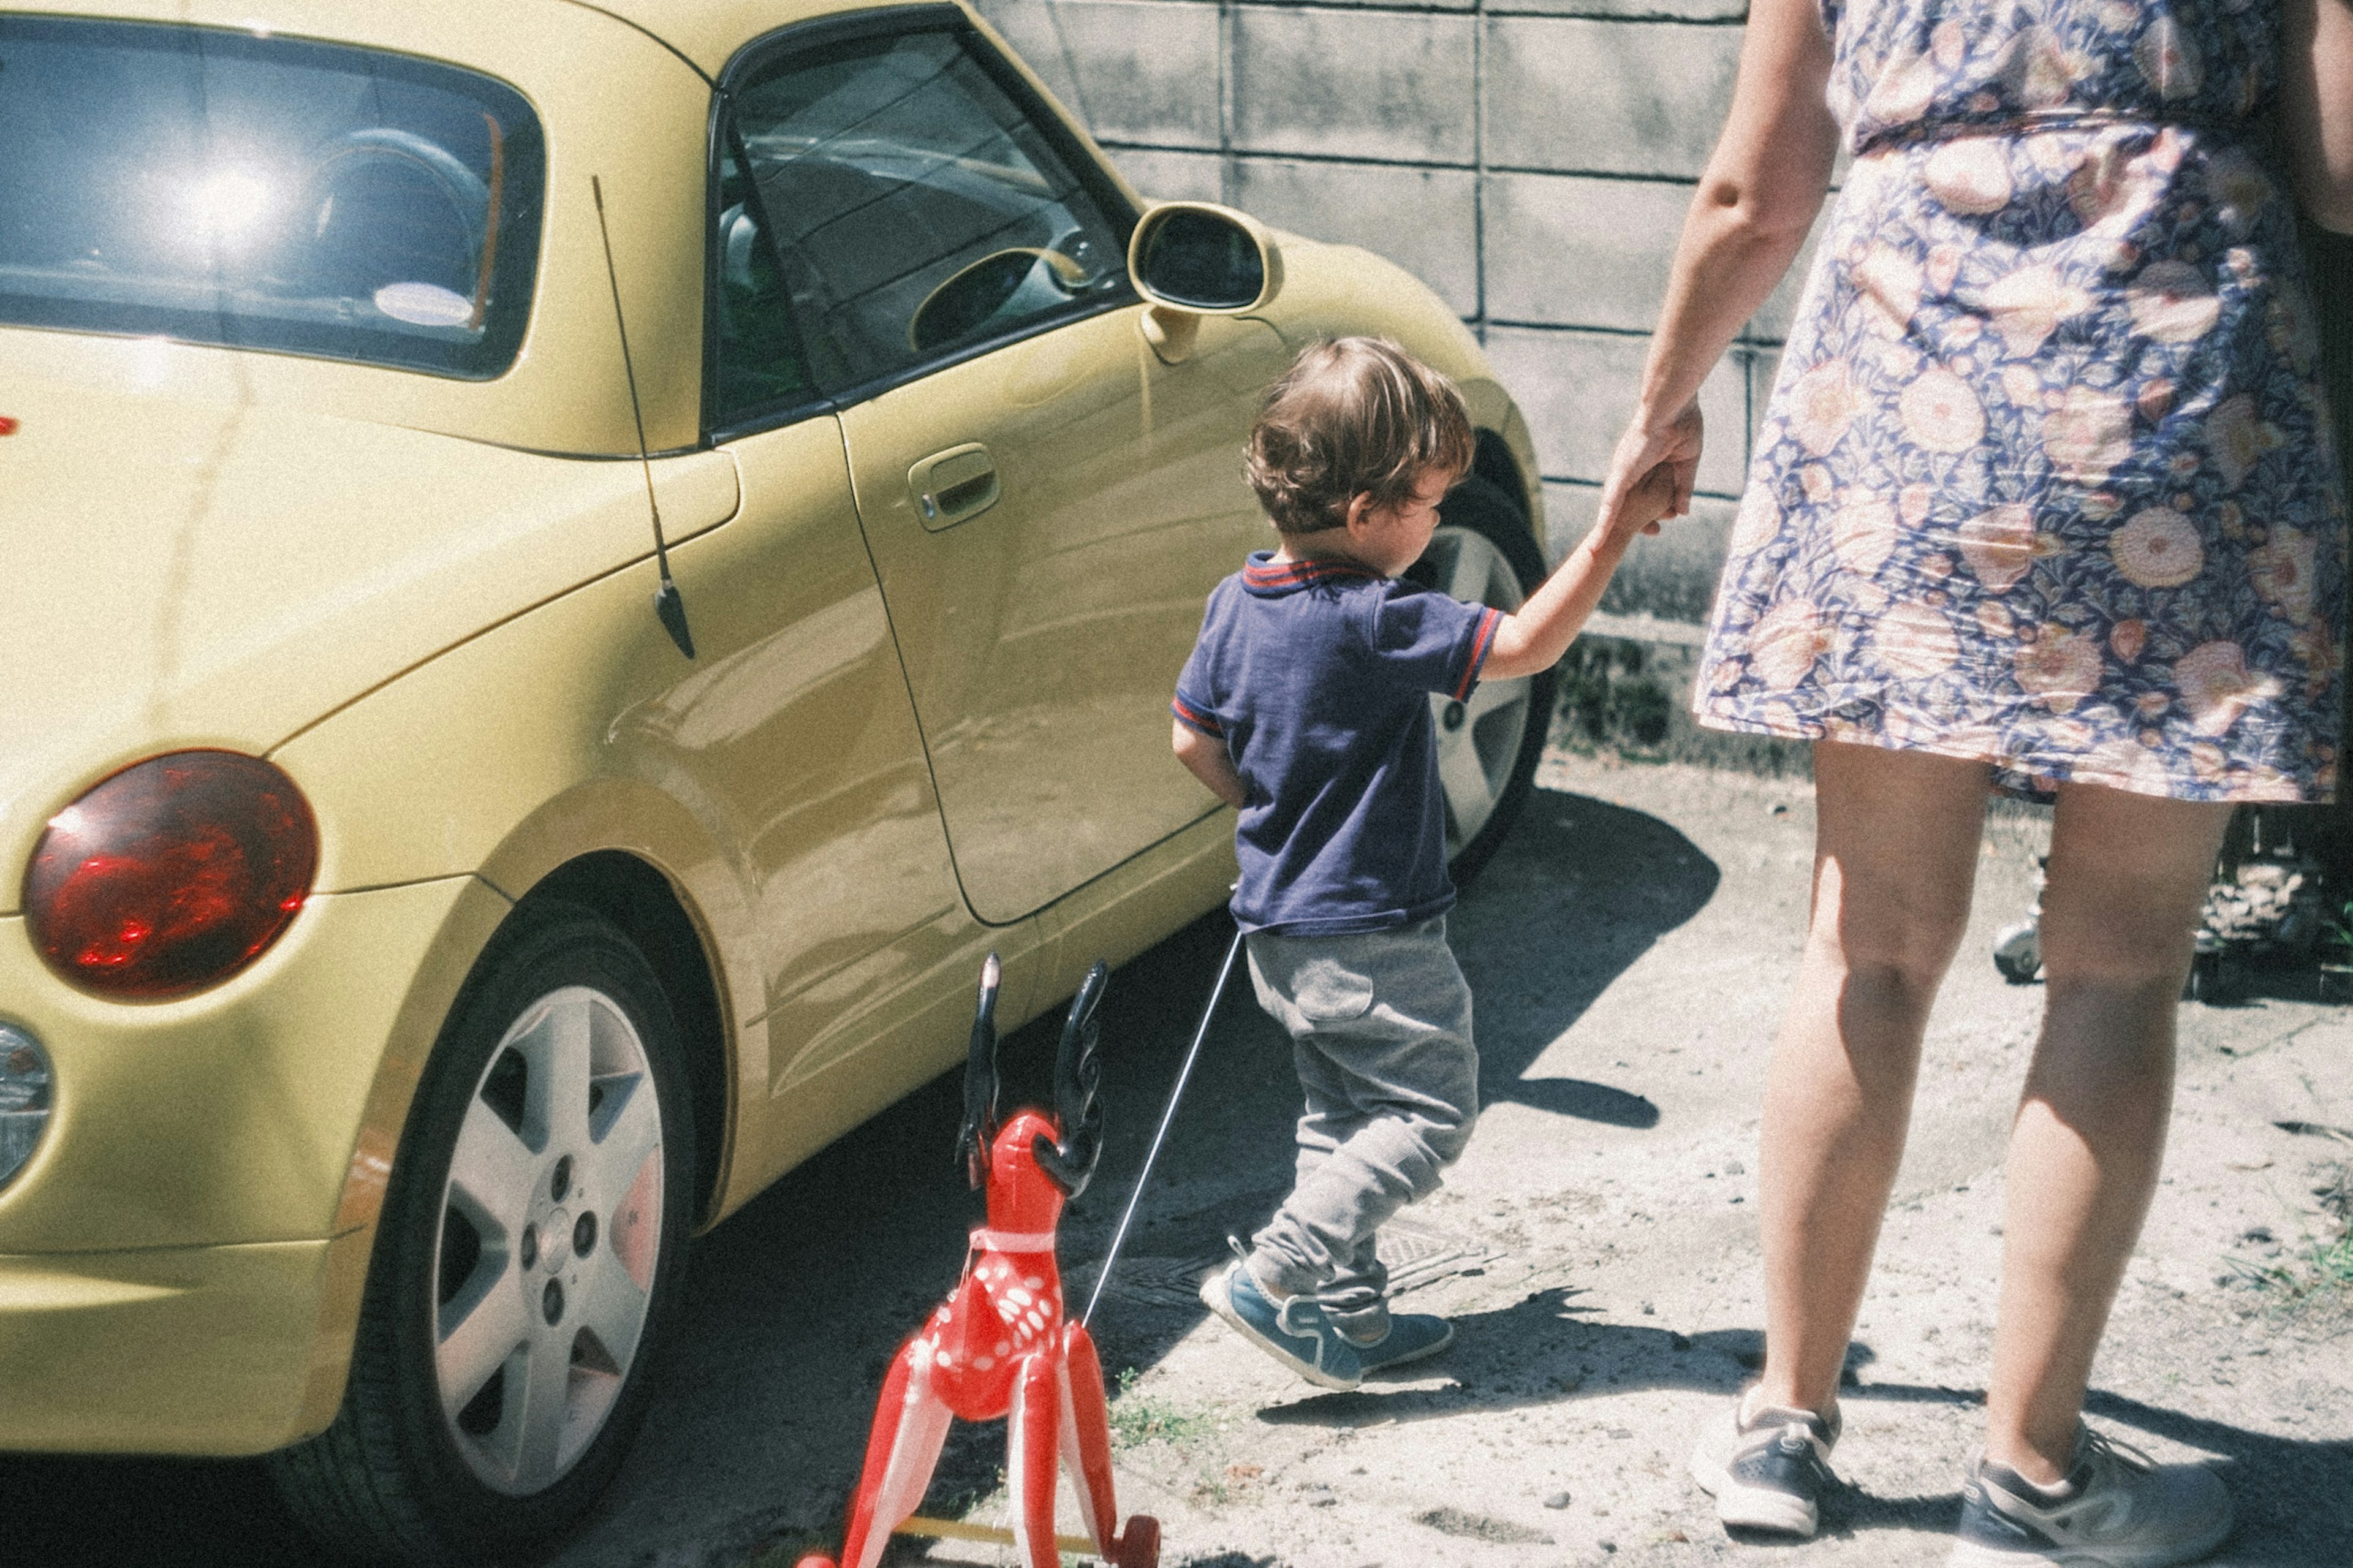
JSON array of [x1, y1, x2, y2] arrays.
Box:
[[1595, 398, 1703, 547]]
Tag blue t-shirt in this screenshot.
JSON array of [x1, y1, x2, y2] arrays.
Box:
[[1173, 551, 1501, 936]]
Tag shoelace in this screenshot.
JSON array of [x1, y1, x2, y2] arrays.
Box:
[[2077, 1426, 2159, 1482]]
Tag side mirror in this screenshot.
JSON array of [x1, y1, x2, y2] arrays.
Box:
[[1126, 202, 1283, 364]]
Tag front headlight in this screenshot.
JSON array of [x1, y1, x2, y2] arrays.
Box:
[[0, 1023, 52, 1189]]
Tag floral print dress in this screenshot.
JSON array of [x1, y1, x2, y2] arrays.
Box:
[[1698, 0, 2346, 801]]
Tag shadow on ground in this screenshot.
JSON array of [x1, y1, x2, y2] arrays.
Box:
[[1806, 1384, 2353, 1564], [9, 787, 2340, 1566]]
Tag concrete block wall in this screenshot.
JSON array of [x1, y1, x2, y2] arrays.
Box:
[[982, 0, 1819, 627]]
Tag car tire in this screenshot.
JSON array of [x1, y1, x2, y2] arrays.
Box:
[[269, 903, 696, 1567], [1409, 472, 1556, 890]]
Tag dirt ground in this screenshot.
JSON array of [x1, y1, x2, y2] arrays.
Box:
[[15, 752, 2344, 1568], [780, 754, 2353, 1568]]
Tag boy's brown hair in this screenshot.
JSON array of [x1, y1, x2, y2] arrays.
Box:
[[1245, 337, 1475, 534]]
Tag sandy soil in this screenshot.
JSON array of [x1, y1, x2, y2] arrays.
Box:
[[889, 756, 2353, 1568], [23, 752, 2340, 1568]]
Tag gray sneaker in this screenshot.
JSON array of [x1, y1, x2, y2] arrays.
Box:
[[1689, 1393, 1841, 1537], [1949, 1426, 2232, 1567]]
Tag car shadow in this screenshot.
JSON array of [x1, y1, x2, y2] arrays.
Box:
[[0, 786, 1718, 1567]]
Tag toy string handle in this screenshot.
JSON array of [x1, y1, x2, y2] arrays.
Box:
[[1082, 924, 1243, 1328]]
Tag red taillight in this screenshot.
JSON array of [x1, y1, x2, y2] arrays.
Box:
[[23, 751, 317, 1001]]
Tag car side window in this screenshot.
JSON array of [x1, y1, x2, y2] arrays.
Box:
[[711, 131, 820, 424], [724, 27, 1129, 399]]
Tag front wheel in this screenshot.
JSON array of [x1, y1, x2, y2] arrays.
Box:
[[1410, 474, 1556, 889], [270, 904, 696, 1566]]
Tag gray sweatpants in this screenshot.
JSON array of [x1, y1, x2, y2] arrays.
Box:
[[1243, 916, 1479, 1338]]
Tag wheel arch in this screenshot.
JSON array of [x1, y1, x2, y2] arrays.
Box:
[[323, 776, 755, 1280], [1471, 426, 1533, 529], [515, 851, 730, 1229], [296, 845, 740, 1439]]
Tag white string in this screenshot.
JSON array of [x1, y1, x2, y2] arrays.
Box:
[[1082, 926, 1244, 1328]]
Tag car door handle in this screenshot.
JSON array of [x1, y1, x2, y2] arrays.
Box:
[[909, 443, 1000, 530]]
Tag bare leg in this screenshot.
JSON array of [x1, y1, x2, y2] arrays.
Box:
[[1752, 741, 1991, 1416], [1981, 783, 2228, 1482]]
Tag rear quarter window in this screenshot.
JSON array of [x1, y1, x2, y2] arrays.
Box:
[[0, 17, 544, 378]]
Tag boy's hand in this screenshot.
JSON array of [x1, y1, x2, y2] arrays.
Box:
[[1594, 399, 1701, 547], [1611, 460, 1684, 543]]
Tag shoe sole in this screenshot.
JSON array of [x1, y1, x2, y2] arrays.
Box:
[[1198, 1266, 1361, 1392], [1945, 1513, 2232, 1568], [1689, 1444, 1819, 1537], [1359, 1321, 1455, 1373]]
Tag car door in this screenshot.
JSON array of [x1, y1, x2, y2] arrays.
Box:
[[657, 117, 982, 1155], [724, 14, 1289, 927]]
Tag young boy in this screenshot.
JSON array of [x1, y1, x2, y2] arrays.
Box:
[[1172, 337, 1676, 1390]]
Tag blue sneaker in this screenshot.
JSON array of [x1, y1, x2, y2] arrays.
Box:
[[1199, 1259, 1363, 1390], [1346, 1311, 1455, 1372]]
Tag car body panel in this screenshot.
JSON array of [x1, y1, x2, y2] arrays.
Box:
[[578, 0, 889, 77], [0, 363, 741, 910], [269, 413, 1011, 1230], [0, 0, 1547, 1463], [0, 1231, 369, 1454], [839, 308, 1291, 923], [0, 878, 481, 1252]]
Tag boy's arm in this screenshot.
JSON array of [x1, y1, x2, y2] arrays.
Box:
[[1482, 464, 1680, 681], [1173, 718, 1248, 809]]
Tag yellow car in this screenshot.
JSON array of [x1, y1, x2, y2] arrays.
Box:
[[0, 0, 1549, 1559]]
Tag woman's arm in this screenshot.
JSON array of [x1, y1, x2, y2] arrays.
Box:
[[1593, 0, 1842, 536], [2283, 0, 2353, 232]]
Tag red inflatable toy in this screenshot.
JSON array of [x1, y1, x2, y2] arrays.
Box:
[[799, 956, 1159, 1568]]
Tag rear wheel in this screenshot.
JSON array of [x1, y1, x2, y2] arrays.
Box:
[[270, 904, 696, 1566], [1409, 473, 1555, 889]]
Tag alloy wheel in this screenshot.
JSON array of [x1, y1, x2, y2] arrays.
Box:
[[1419, 525, 1535, 854], [433, 984, 665, 1496]]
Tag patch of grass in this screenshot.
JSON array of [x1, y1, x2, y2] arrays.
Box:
[[2226, 1161, 2353, 1319], [1108, 1366, 1217, 1450], [1553, 643, 1675, 757]]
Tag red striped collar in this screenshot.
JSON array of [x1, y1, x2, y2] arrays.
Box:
[[1243, 551, 1384, 594]]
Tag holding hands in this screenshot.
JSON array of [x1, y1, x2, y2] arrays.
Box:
[[1596, 398, 1702, 548], [1479, 435, 1682, 683]]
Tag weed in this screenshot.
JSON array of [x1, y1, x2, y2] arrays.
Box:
[[1553, 643, 1675, 756], [2225, 1160, 2353, 1320], [1108, 1366, 1216, 1449]]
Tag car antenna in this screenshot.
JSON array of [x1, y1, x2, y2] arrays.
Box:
[[591, 174, 694, 659]]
